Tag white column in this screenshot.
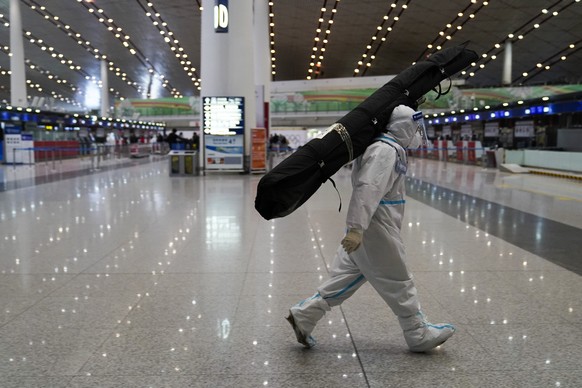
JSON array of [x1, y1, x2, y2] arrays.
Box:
[[100, 59, 109, 117], [502, 40, 512, 86], [253, 0, 271, 129], [9, 0, 28, 107], [201, 0, 256, 170]]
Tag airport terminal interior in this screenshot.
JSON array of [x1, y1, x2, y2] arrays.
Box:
[[1, 155, 581, 387], [1, 1, 582, 387]]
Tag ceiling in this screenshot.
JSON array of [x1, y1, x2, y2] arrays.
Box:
[[0, 0, 580, 112]]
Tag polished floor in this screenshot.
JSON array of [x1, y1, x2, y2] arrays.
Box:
[[0, 154, 581, 387]]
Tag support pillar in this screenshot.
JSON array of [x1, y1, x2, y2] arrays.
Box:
[[10, 0, 28, 107], [201, 0, 257, 172], [502, 40, 512, 86], [254, 0, 271, 130], [100, 60, 109, 117]]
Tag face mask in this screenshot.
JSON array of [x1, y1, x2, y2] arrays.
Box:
[[408, 132, 423, 149]]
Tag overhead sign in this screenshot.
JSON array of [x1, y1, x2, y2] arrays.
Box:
[[515, 120, 534, 138], [202, 96, 244, 135], [484, 122, 499, 137], [214, 0, 229, 33]]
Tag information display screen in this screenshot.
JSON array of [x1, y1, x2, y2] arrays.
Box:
[[202, 96, 244, 135], [202, 96, 245, 171]]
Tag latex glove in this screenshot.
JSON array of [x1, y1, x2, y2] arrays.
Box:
[[341, 229, 363, 254]]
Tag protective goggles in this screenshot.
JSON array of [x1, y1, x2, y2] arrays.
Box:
[[412, 111, 429, 147]]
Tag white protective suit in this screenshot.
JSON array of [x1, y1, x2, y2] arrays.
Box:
[[287, 105, 455, 352]]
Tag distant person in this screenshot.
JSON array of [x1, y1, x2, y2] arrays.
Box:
[[129, 131, 139, 144], [166, 129, 179, 148], [192, 132, 200, 150]]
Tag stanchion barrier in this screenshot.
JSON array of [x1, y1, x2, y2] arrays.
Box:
[[8, 145, 141, 172], [410, 142, 485, 165], [130, 143, 152, 158]]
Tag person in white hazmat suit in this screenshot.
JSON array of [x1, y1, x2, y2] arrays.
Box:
[[286, 105, 455, 352]]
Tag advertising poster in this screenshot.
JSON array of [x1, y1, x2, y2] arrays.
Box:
[[205, 135, 244, 170], [251, 127, 267, 172]]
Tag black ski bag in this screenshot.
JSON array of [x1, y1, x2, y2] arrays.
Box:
[[255, 44, 478, 220]]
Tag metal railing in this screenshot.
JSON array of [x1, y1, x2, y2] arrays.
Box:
[[8, 143, 169, 172]]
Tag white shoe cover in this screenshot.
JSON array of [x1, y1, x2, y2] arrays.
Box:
[[399, 311, 455, 352], [286, 293, 330, 348], [286, 310, 317, 348]]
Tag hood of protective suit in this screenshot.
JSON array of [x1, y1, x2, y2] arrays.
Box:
[[385, 105, 419, 148]]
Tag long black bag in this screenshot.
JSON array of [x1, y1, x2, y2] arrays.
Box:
[[255, 44, 478, 220]]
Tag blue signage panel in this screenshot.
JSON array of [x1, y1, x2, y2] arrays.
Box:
[[214, 0, 229, 33], [3, 123, 22, 135]]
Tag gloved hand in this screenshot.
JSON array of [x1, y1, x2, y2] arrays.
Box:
[[341, 229, 363, 254]]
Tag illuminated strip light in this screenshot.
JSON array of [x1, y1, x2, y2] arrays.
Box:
[[0, 46, 83, 107], [268, 1, 277, 78], [306, 2, 328, 80], [5, 25, 91, 81], [353, 0, 401, 76], [414, 0, 487, 63], [462, 0, 574, 80], [136, 0, 201, 90], [1, 21, 93, 89], [307, 0, 340, 80], [354, 0, 412, 77], [76, 0, 184, 98], [23, 0, 140, 100], [426, 95, 582, 128], [514, 40, 582, 84]]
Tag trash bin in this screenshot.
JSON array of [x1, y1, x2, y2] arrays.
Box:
[[485, 150, 496, 168], [169, 150, 198, 176]]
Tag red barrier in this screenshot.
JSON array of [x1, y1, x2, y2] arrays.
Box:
[[435, 140, 449, 161], [467, 141, 476, 162], [433, 140, 439, 159], [33, 141, 80, 161], [456, 141, 464, 161]]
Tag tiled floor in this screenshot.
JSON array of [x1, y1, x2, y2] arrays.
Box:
[[0, 155, 581, 387]]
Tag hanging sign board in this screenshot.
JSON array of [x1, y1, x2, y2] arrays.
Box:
[[515, 120, 534, 138], [442, 125, 452, 137], [460, 124, 472, 138], [484, 122, 499, 137], [214, 0, 229, 33]]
